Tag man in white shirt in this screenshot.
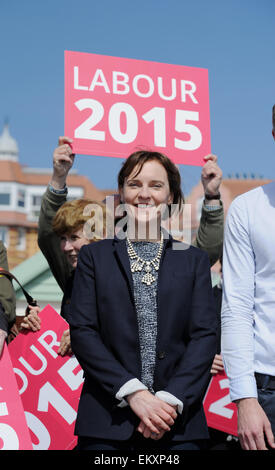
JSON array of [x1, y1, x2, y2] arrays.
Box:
[[221, 104, 275, 450]]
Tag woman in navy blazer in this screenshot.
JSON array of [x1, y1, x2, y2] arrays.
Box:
[[69, 150, 217, 450]]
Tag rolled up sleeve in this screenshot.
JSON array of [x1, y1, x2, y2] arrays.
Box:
[[221, 198, 257, 402]]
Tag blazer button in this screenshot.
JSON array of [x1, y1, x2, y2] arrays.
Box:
[[158, 351, 166, 359]]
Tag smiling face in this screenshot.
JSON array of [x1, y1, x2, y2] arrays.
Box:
[[119, 159, 173, 231], [60, 228, 90, 268]]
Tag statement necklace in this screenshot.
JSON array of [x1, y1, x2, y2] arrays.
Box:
[[126, 232, 164, 286]]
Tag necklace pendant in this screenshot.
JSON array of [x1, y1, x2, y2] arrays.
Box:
[[145, 262, 152, 273], [151, 260, 159, 271], [131, 261, 142, 272], [126, 233, 164, 287], [142, 272, 156, 286]]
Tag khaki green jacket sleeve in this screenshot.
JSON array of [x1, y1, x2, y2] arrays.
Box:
[[0, 241, 16, 332], [193, 202, 224, 266], [38, 186, 72, 293]]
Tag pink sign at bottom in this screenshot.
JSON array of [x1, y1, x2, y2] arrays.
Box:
[[0, 343, 32, 450], [204, 371, 237, 436], [8, 305, 84, 450]]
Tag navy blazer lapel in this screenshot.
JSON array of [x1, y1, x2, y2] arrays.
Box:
[[113, 237, 134, 294]]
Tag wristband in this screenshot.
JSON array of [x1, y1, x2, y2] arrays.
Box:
[[204, 192, 221, 200], [48, 183, 68, 195]]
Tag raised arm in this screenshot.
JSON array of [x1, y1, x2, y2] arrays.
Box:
[[38, 137, 75, 291], [193, 154, 224, 266]]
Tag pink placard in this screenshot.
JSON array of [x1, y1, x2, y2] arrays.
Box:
[[65, 51, 211, 166], [203, 371, 237, 436], [0, 343, 32, 450], [8, 305, 84, 450]]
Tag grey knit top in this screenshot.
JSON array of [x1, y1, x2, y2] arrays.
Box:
[[127, 240, 160, 392]]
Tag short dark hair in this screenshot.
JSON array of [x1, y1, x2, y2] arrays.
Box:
[[272, 104, 275, 130], [117, 150, 184, 209]]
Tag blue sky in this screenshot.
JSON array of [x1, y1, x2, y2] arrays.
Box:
[[1, 0, 274, 195]]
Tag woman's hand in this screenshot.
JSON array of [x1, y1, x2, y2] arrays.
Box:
[[137, 403, 178, 440], [210, 353, 224, 375], [21, 306, 41, 332], [127, 389, 177, 435], [50, 136, 74, 190], [137, 420, 166, 440], [201, 154, 222, 198], [58, 328, 72, 356]]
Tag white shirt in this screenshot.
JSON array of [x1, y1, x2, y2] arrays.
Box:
[[221, 182, 275, 402]]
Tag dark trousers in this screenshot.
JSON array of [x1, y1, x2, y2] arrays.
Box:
[[258, 388, 275, 436]]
